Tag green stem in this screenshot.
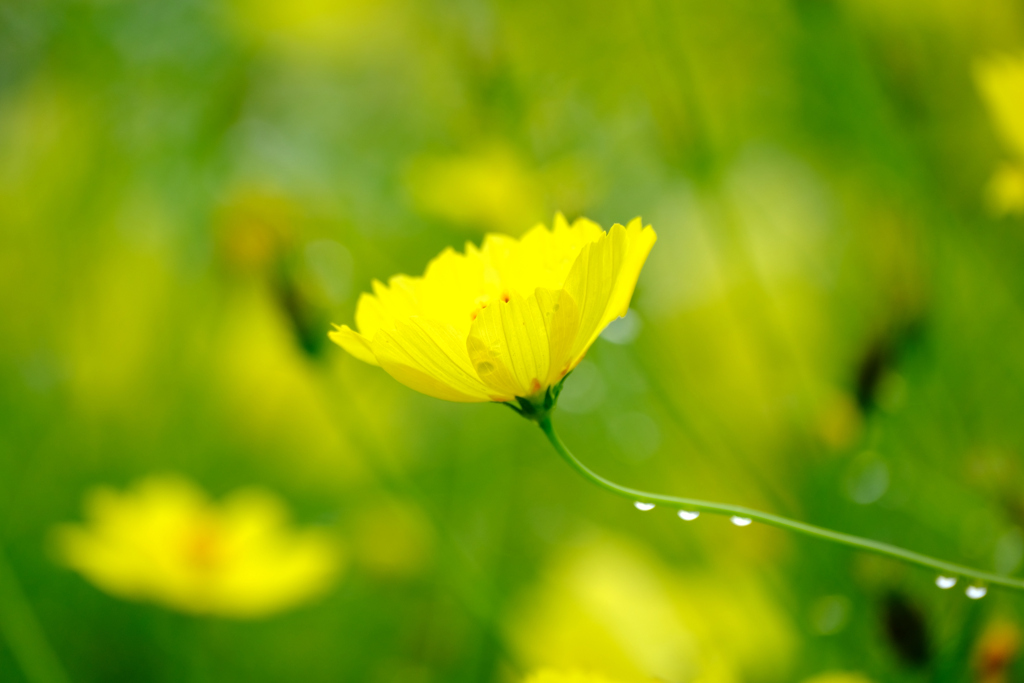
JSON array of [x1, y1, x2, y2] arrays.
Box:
[[537, 415, 1024, 592], [0, 544, 71, 683]]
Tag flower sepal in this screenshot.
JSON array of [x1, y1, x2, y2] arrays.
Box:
[[503, 373, 571, 423]]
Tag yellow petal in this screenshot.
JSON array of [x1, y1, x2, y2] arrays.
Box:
[[535, 288, 579, 385], [328, 324, 379, 365], [332, 213, 655, 401], [987, 162, 1024, 216], [352, 290, 389, 339], [482, 215, 605, 296], [975, 54, 1024, 159], [562, 224, 626, 361], [562, 219, 657, 368], [373, 276, 420, 320], [371, 318, 494, 402], [329, 290, 391, 365], [600, 217, 657, 326], [467, 290, 553, 398]]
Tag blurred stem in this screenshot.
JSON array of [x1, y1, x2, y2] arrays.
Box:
[[0, 545, 70, 683], [537, 415, 1024, 592]]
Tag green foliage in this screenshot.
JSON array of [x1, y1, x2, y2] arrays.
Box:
[[3, 0, 1024, 681]]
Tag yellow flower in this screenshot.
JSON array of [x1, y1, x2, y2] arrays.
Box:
[[53, 475, 341, 619], [404, 146, 546, 233], [975, 54, 1024, 160], [523, 670, 632, 683], [800, 674, 874, 683], [986, 162, 1024, 216], [330, 214, 657, 404], [505, 534, 794, 683], [974, 53, 1024, 215]]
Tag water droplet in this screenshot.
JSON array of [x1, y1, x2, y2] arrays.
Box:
[[935, 576, 957, 589], [634, 501, 655, 511], [966, 585, 988, 600], [677, 510, 700, 521], [731, 516, 752, 527]]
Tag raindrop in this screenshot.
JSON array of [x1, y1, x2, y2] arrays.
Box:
[[731, 516, 752, 527], [965, 585, 988, 600], [677, 510, 700, 521], [634, 501, 655, 511], [935, 576, 957, 590]]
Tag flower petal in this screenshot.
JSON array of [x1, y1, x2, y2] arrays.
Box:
[[562, 223, 627, 361], [329, 290, 391, 365], [600, 217, 657, 328], [328, 324, 379, 366], [561, 219, 656, 367], [466, 291, 547, 398], [535, 288, 579, 386], [975, 54, 1024, 160], [332, 214, 655, 402], [371, 318, 494, 402], [467, 289, 578, 398]]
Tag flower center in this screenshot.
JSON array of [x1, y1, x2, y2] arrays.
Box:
[[182, 521, 222, 573]]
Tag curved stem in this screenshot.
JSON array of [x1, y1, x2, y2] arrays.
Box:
[[537, 415, 1024, 592]]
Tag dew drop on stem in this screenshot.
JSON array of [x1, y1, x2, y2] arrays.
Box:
[[966, 585, 988, 599]]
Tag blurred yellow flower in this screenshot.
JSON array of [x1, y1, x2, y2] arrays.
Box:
[[974, 618, 1021, 683], [350, 496, 434, 578], [505, 534, 794, 683], [226, 0, 402, 60], [330, 214, 656, 403], [800, 673, 873, 683], [985, 163, 1024, 216], [404, 146, 546, 234], [523, 670, 630, 683], [53, 475, 341, 619], [974, 53, 1024, 215]]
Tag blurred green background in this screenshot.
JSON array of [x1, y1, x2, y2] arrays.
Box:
[[4, 0, 1024, 681]]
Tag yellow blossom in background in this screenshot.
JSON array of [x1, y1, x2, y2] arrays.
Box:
[[973, 618, 1022, 683], [985, 162, 1024, 216], [404, 146, 547, 234], [975, 53, 1024, 157], [800, 673, 874, 683], [974, 53, 1024, 215], [350, 496, 434, 578], [53, 475, 341, 618], [330, 214, 656, 403], [523, 670, 633, 683], [504, 534, 794, 683], [225, 0, 403, 60]]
